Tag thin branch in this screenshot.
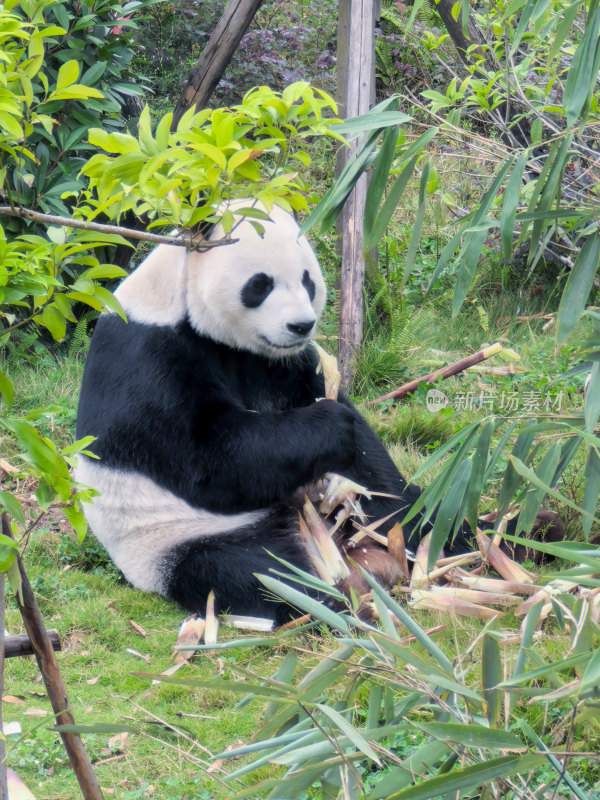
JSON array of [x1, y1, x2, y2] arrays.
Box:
[[0, 206, 236, 251]]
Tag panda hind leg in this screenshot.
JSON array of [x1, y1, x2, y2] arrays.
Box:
[[161, 514, 316, 626]]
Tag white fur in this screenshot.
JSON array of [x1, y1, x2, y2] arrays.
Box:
[[114, 206, 326, 358], [75, 457, 268, 593]]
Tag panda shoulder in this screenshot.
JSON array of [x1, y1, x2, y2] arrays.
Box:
[[114, 241, 188, 326]]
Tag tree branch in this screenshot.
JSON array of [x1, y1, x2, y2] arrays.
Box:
[[0, 206, 235, 251]]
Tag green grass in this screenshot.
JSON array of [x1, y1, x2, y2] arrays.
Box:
[[1, 279, 598, 798]]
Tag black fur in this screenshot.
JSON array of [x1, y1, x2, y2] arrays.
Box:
[[77, 313, 472, 617]]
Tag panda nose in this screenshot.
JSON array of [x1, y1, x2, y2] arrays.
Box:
[[287, 320, 314, 336]]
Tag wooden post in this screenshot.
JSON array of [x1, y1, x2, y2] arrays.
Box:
[[1, 515, 105, 800], [171, 0, 264, 130], [0, 568, 7, 800], [336, 0, 377, 389]]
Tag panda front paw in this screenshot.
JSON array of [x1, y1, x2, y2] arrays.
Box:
[[311, 399, 356, 471]]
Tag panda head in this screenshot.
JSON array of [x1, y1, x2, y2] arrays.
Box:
[[185, 206, 327, 358], [114, 205, 326, 358]]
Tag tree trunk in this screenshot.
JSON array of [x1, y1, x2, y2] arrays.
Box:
[[1, 515, 105, 800], [171, 0, 264, 130], [336, 0, 377, 389], [0, 563, 6, 800], [430, 0, 488, 67]]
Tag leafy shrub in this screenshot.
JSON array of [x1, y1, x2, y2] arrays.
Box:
[[5, 0, 149, 229]]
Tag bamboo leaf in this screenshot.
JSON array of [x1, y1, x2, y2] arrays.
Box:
[[584, 361, 600, 434], [415, 721, 525, 751], [402, 162, 429, 288], [499, 151, 527, 258], [365, 155, 418, 251], [557, 233, 600, 344], [516, 442, 561, 534], [510, 0, 537, 53], [453, 157, 514, 315], [428, 458, 472, 570], [482, 617, 502, 727], [497, 421, 537, 517], [510, 602, 543, 711], [500, 533, 600, 568], [582, 444, 600, 538], [508, 455, 600, 524], [364, 125, 400, 243], [386, 755, 544, 800], [359, 573, 455, 673], [316, 704, 382, 764], [564, 3, 600, 125], [367, 740, 450, 799], [255, 573, 352, 633], [467, 421, 493, 532]]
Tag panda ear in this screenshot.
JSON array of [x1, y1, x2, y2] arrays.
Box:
[[114, 243, 189, 326]]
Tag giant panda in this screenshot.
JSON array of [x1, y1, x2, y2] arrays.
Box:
[[74, 206, 557, 623]]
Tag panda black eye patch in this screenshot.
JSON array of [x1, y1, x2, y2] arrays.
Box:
[[302, 269, 316, 302], [241, 272, 274, 308]]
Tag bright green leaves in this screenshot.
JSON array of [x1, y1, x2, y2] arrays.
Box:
[[556, 233, 600, 344], [81, 83, 341, 229]]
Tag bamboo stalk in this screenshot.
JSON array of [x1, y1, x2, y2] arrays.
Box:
[[1, 514, 105, 800], [369, 342, 504, 404]]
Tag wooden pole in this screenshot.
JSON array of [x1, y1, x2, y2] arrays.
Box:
[[0, 566, 7, 800], [1, 515, 105, 799], [336, 0, 377, 389], [171, 0, 264, 130]]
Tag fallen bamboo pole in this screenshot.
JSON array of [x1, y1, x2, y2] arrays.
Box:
[[1, 516, 104, 800], [4, 630, 61, 659], [369, 342, 503, 404]]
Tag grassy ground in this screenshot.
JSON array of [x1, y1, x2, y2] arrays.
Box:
[[0, 276, 598, 798]]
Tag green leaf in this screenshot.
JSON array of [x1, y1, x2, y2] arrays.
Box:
[[564, 3, 600, 125], [316, 704, 381, 764], [415, 721, 525, 751], [367, 740, 450, 799], [358, 572, 455, 674], [55, 723, 138, 735], [39, 304, 67, 340], [557, 233, 600, 344], [402, 162, 429, 288], [516, 442, 561, 535], [428, 457, 472, 570], [499, 534, 600, 569], [508, 455, 600, 525], [467, 420, 493, 532], [364, 155, 418, 252], [509, 601, 543, 711], [481, 617, 502, 727], [499, 151, 527, 259], [453, 157, 514, 315], [56, 60, 80, 91], [364, 125, 399, 246], [0, 490, 25, 525], [0, 367, 14, 406], [582, 444, 600, 538], [256, 574, 351, 634], [386, 755, 544, 800], [134, 673, 292, 698], [497, 421, 536, 517], [584, 361, 600, 434]]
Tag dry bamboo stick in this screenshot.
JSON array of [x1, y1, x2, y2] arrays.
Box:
[[446, 573, 538, 596], [409, 589, 504, 619], [369, 342, 503, 404]]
